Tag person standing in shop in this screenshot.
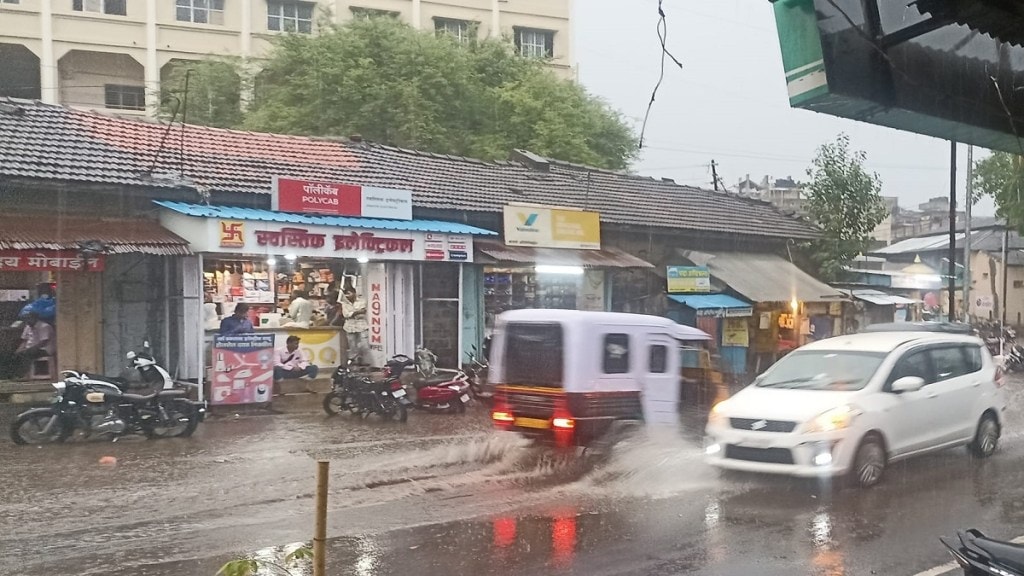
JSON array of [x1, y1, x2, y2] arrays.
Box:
[[287, 289, 314, 327], [219, 303, 254, 335], [341, 287, 371, 364]]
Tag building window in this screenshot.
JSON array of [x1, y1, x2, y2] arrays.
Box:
[[602, 334, 630, 374], [72, 0, 127, 15], [350, 6, 399, 20], [176, 0, 224, 25], [514, 27, 554, 59], [435, 18, 473, 43], [648, 345, 668, 374], [267, 1, 313, 33], [1015, 280, 1024, 289], [2, 1, 21, 5], [104, 84, 145, 110]]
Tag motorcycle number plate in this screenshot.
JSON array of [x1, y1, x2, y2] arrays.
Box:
[[460, 394, 470, 403], [393, 389, 407, 398]]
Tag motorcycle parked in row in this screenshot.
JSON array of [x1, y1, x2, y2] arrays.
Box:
[[410, 347, 472, 413], [465, 343, 491, 402], [322, 356, 410, 422], [941, 528, 1024, 575], [10, 343, 206, 444]]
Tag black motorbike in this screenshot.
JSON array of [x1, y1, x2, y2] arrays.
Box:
[[10, 343, 206, 444], [941, 529, 1024, 575], [322, 356, 411, 422], [465, 344, 491, 402]]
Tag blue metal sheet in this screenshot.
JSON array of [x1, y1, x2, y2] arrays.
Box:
[[667, 293, 753, 316], [154, 200, 498, 235]]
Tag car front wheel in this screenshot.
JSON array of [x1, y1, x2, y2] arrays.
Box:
[[850, 435, 886, 488]]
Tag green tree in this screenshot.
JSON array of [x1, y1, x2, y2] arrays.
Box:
[[240, 17, 637, 170], [161, 58, 247, 129], [804, 134, 887, 281], [974, 150, 1024, 231]]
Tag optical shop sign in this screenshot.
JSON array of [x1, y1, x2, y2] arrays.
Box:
[[271, 177, 413, 221], [204, 220, 474, 263]]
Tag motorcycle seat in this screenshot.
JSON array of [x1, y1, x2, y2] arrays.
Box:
[[120, 389, 187, 403], [973, 537, 1024, 573]]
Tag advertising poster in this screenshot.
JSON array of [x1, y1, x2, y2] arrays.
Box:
[[210, 334, 276, 405], [722, 318, 750, 347], [666, 266, 711, 293], [273, 330, 342, 369]]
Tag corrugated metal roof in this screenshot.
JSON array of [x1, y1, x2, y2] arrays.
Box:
[[667, 293, 753, 310], [698, 251, 844, 303], [838, 289, 920, 306], [0, 214, 192, 256], [154, 201, 497, 235], [476, 241, 653, 268], [916, 0, 1024, 47]]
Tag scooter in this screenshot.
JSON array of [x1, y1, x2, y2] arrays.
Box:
[[409, 347, 472, 413], [941, 528, 1024, 575]]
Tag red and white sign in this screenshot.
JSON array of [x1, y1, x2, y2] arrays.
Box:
[[0, 250, 104, 272], [272, 177, 413, 221]]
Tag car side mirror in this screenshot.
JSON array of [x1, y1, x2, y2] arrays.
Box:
[[891, 376, 925, 393]]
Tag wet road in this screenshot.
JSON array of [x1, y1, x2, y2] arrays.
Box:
[[4, 382, 1024, 576]]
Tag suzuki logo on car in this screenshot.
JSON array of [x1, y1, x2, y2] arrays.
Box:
[[751, 419, 768, 431]]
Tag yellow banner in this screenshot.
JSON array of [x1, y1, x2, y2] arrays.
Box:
[[503, 206, 600, 249], [722, 317, 750, 347]]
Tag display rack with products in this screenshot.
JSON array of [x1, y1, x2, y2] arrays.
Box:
[[483, 267, 580, 327]]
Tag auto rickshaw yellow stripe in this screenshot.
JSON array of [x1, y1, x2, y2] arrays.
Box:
[[495, 385, 565, 396]]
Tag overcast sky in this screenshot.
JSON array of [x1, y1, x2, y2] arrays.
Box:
[[573, 0, 997, 216]]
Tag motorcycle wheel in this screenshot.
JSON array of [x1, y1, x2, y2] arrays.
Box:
[[323, 391, 353, 416], [388, 403, 409, 423], [146, 401, 199, 439], [11, 409, 71, 445]]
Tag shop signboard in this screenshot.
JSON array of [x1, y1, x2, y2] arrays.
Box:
[[180, 218, 475, 263], [503, 205, 600, 250], [666, 266, 711, 293], [272, 177, 413, 221], [366, 263, 387, 367], [722, 318, 750, 347], [0, 250, 104, 272], [695, 306, 753, 318], [210, 333, 276, 405], [974, 295, 995, 314]]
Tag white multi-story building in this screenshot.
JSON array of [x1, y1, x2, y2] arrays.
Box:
[[0, 0, 572, 116]]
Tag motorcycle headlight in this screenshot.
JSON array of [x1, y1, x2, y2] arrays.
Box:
[[804, 405, 861, 434]]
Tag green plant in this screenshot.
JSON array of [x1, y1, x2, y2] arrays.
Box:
[[216, 545, 313, 576]]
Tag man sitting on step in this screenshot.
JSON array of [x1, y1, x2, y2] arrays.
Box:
[[273, 336, 319, 392]]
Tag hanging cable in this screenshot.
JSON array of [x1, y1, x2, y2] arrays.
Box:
[[638, 0, 683, 150]]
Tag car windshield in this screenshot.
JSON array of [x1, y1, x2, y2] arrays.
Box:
[[756, 350, 888, 391]]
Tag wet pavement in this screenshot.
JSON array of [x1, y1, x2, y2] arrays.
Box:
[[4, 382, 1024, 576]]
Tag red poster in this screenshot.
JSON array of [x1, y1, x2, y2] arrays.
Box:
[[275, 177, 362, 216], [0, 250, 104, 272]]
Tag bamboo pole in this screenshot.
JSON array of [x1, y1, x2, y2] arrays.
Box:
[[313, 460, 329, 576]]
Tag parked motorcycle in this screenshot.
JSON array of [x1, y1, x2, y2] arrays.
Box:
[[410, 347, 472, 413], [322, 357, 410, 422], [941, 528, 1024, 575], [465, 344, 491, 402], [1005, 344, 1024, 373]]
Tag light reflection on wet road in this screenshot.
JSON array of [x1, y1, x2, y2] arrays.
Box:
[[3, 381, 1024, 576]]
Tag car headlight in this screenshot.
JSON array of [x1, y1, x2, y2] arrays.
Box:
[[708, 400, 730, 425], [804, 405, 860, 434]]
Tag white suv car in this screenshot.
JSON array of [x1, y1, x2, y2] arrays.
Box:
[[704, 331, 1005, 487]]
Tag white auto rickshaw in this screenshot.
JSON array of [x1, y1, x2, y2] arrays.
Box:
[[489, 309, 711, 447]]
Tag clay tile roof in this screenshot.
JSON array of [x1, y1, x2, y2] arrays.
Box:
[[0, 98, 820, 241], [0, 214, 192, 255]]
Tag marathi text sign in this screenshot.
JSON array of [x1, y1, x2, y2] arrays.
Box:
[[503, 205, 600, 250], [272, 177, 413, 220], [210, 333, 275, 405], [666, 266, 711, 293], [0, 250, 104, 272]]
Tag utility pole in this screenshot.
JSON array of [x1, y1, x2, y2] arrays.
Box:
[[963, 145, 973, 321], [948, 141, 957, 321], [711, 160, 720, 191], [1002, 225, 1009, 355]]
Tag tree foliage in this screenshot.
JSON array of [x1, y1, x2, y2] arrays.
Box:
[[804, 134, 887, 281], [161, 59, 247, 129], [974, 150, 1024, 231], [161, 18, 637, 170]]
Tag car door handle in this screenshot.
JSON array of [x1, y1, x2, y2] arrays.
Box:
[[926, 393, 939, 399], [971, 381, 981, 387]]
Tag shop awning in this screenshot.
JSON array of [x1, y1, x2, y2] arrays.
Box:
[[667, 294, 754, 317], [155, 201, 498, 236], [678, 250, 844, 303], [839, 289, 920, 306], [476, 240, 653, 268], [0, 214, 192, 255]]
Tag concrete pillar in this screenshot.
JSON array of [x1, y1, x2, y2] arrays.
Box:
[[145, 0, 160, 116], [39, 0, 56, 104], [411, 0, 421, 29], [490, 0, 500, 38], [241, 0, 252, 56]]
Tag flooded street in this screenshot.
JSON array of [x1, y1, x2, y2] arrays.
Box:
[[5, 381, 1024, 576]]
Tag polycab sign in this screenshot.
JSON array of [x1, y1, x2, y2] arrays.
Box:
[[271, 177, 413, 221]]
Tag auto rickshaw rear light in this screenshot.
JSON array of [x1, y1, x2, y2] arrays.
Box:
[[552, 417, 575, 430], [492, 411, 515, 423]]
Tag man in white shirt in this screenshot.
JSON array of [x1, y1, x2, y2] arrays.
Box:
[[341, 287, 371, 365], [15, 311, 54, 377], [287, 290, 314, 327], [273, 335, 319, 382]]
